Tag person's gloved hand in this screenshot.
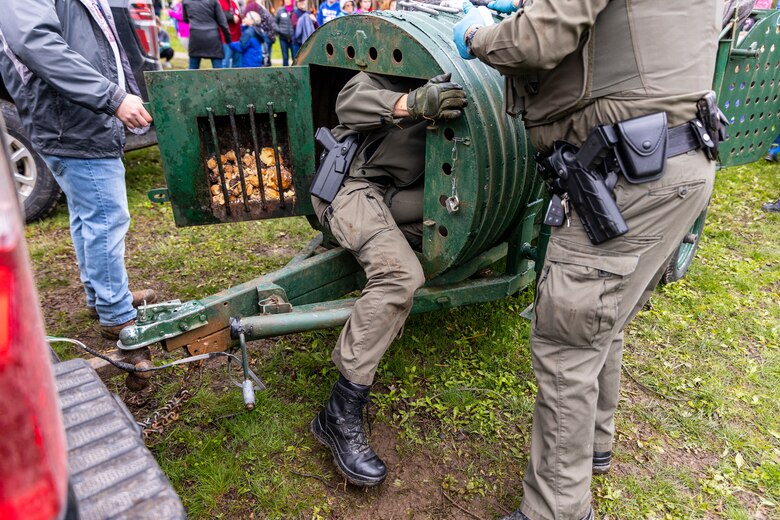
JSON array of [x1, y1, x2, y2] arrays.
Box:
[[407, 73, 468, 120], [486, 0, 520, 14], [452, 1, 495, 60]]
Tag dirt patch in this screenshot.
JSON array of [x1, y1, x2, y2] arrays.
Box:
[[303, 422, 515, 520]]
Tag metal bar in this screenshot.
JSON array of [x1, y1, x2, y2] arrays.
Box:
[[117, 247, 360, 350], [730, 48, 761, 58], [286, 233, 323, 267], [398, 1, 438, 14], [426, 242, 508, 287], [236, 273, 524, 341], [247, 104, 268, 211], [267, 102, 286, 208], [237, 304, 354, 339], [227, 105, 250, 212], [207, 107, 231, 216], [413, 1, 459, 12]]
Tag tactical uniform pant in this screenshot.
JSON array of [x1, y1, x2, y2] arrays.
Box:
[[520, 150, 715, 520], [312, 178, 425, 385]]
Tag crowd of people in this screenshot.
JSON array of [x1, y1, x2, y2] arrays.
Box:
[[163, 0, 397, 69]]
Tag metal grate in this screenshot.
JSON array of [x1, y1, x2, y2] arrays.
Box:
[[199, 103, 295, 221], [715, 9, 780, 167]]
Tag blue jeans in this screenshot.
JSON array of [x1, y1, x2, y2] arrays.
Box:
[[189, 57, 223, 69], [279, 37, 292, 66], [261, 33, 273, 66], [40, 155, 135, 326], [221, 43, 242, 68]]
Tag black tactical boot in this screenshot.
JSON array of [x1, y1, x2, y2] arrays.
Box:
[[310, 375, 387, 486], [593, 450, 612, 474], [761, 197, 780, 213]]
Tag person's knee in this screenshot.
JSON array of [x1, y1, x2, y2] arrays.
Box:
[[393, 260, 425, 302]]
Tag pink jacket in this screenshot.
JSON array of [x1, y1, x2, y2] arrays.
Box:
[[169, 3, 190, 38]]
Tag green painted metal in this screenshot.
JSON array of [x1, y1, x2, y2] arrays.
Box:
[[297, 11, 541, 277], [146, 10, 543, 278], [714, 9, 780, 167], [145, 67, 316, 226], [119, 237, 363, 349], [235, 271, 533, 342], [132, 6, 780, 352], [676, 209, 707, 271]]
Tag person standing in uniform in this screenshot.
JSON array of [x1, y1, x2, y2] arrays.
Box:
[[453, 0, 721, 518], [309, 72, 467, 487], [0, 0, 157, 339], [183, 0, 231, 69]]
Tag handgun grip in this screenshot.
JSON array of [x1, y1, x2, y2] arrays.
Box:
[[315, 127, 338, 150]]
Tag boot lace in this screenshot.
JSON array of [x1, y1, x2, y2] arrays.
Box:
[[341, 393, 373, 454]]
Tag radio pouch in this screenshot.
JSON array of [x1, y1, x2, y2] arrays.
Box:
[[614, 111, 668, 184]]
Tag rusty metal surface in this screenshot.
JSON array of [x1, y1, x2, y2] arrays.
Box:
[[185, 328, 233, 355]]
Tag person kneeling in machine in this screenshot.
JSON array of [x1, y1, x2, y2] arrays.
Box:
[[309, 71, 467, 486]]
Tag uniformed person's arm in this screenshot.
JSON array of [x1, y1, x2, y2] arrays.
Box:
[[335, 73, 407, 132], [470, 0, 610, 75]]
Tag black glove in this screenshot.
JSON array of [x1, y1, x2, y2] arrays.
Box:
[[407, 73, 468, 120]]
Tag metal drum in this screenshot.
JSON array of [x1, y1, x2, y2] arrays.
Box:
[[147, 9, 544, 279]]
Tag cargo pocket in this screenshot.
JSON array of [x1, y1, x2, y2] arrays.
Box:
[[328, 184, 392, 253], [533, 237, 639, 347]]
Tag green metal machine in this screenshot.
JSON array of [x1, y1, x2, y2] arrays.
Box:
[[122, 7, 780, 363], [126, 8, 545, 356]]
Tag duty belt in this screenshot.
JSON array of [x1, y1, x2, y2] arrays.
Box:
[[667, 118, 714, 158]]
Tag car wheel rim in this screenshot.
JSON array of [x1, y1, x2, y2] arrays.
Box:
[[5, 134, 37, 202]]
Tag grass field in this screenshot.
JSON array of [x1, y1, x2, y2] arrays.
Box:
[[28, 148, 779, 519]]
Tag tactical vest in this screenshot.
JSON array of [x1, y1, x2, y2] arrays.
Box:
[[506, 0, 720, 128]]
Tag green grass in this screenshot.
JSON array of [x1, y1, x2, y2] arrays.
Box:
[[26, 149, 780, 518]]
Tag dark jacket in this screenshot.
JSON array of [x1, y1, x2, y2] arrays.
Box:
[[244, 1, 278, 40], [274, 8, 294, 40], [334, 73, 427, 188], [183, 0, 231, 58], [0, 0, 140, 158], [229, 26, 264, 67]]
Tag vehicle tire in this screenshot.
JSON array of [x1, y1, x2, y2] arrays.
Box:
[[660, 205, 709, 284], [0, 100, 62, 223]]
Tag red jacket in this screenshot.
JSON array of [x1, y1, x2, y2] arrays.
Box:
[[218, 0, 242, 42]]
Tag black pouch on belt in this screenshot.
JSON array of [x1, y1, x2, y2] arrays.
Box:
[[613, 111, 668, 184]]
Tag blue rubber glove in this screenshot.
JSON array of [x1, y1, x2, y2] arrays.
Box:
[[487, 0, 519, 14], [452, 1, 494, 60]]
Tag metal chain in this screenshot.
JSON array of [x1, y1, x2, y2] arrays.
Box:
[[137, 364, 203, 440]]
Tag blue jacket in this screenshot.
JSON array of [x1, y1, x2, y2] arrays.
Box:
[[317, 1, 340, 25], [230, 25, 264, 67]]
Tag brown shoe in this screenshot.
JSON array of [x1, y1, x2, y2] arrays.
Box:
[[100, 319, 136, 340], [87, 289, 158, 320]]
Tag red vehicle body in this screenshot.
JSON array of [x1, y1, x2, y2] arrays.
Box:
[[0, 121, 68, 520]]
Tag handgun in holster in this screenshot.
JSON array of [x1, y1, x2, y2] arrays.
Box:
[[537, 124, 629, 245], [310, 127, 361, 204]]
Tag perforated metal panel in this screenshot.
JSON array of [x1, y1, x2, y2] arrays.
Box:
[[715, 9, 780, 167]]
